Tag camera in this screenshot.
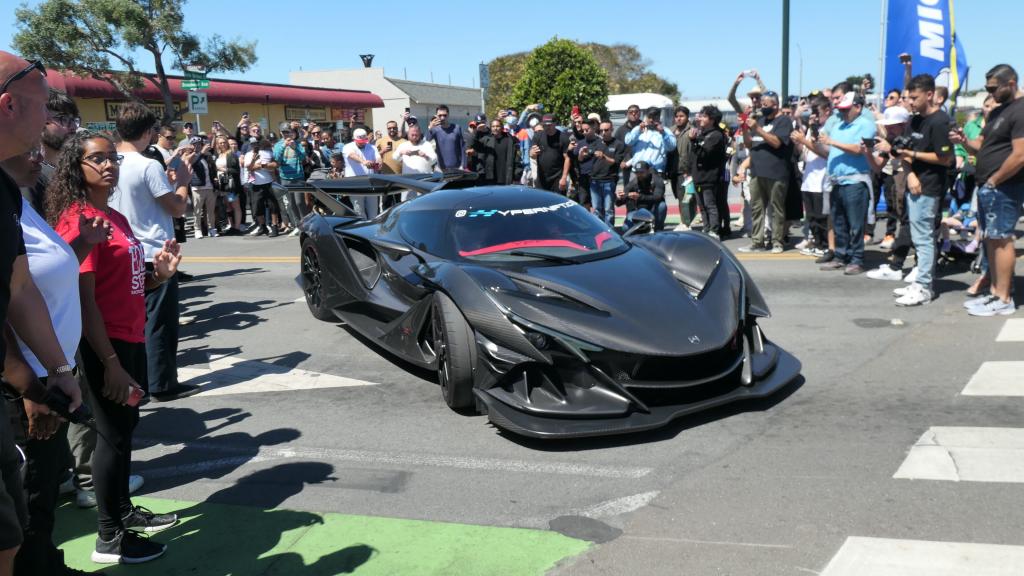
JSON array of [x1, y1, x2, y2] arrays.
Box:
[[891, 135, 913, 154]]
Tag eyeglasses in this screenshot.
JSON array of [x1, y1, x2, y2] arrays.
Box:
[[82, 153, 123, 166], [0, 60, 46, 95], [48, 114, 81, 129]]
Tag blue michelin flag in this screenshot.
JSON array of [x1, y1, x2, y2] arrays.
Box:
[[884, 0, 969, 100]]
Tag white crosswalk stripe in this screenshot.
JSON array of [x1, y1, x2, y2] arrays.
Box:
[[996, 318, 1024, 342], [179, 356, 379, 397], [821, 537, 1024, 576], [893, 426, 1024, 483], [962, 361, 1024, 396]]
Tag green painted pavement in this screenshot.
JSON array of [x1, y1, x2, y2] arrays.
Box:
[[55, 496, 590, 575]]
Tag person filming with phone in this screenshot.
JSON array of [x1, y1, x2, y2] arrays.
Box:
[[623, 107, 676, 177]]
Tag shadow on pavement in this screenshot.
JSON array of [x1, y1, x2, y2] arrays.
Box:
[[55, 463, 377, 575]]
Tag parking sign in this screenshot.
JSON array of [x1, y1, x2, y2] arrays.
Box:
[[188, 92, 208, 114]]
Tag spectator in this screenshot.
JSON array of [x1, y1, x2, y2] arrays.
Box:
[[624, 108, 677, 175], [953, 64, 1024, 316], [40, 89, 79, 179], [244, 138, 281, 237], [107, 102, 195, 401], [272, 126, 306, 234], [690, 106, 729, 238], [211, 135, 244, 235], [153, 125, 176, 164], [739, 91, 793, 254], [668, 106, 696, 231], [316, 130, 338, 166], [376, 120, 406, 176], [614, 104, 642, 186], [185, 138, 217, 238], [791, 97, 833, 256], [817, 92, 877, 274], [573, 119, 601, 208], [887, 75, 953, 305], [426, 105, 465, 170], [466, 116, 496, 185], [487, 119, 521, 185], [393, 124, 437, 176], [617, 161, 667, 230], [343, 128, 381, 219], [728, 69, 768, 115], [50, 131, 181, 565], [181, 121, 194, 140], [529, 114, 571, 194], [588, 121, 625, 227]]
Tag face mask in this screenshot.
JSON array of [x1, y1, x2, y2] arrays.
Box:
[[761, 107, 775, 117], [354, 138, 369, 146], [528, 118, 539, 128]]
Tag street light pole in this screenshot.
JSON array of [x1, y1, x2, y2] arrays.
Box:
[[782, 0, 790, 101]]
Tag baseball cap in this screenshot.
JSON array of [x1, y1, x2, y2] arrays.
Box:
[[406, 115, 419, 125], [541, 114, 556, 125], [880, 105, 910, 125], [587, 112, 601, 122], [183, 122, 193, 129], [633, 161, 651, 172], [835, 91, 864, 110], [353, 128, 368, 143], [474, 113, 487, 124], [747, 86, 763, 96]]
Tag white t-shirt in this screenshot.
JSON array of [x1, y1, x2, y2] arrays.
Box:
[[342, 142, 378, 177], [108, 151, 174, 261], [244, 149, 275, 185], [800, 147, 828, 193], [16, 199, 81, 376], [393, 141, 437, 174]]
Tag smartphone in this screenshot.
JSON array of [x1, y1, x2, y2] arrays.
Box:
[[571, 105, 580, 117], [167, 156, 183, 170], [405, 107, 410, 113], [861, 137, 877, 148], [242, 112, 249, 119]]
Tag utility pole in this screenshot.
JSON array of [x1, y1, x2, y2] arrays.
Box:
[[782, 0, 790, 101]]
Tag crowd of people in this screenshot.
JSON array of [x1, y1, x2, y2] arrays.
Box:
[[1, 43, 1023, 574]]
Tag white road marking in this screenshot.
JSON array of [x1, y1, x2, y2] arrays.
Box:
[[821, 536, 1024, 575], [178, 356, 378, 397], [996, 318, 1024, 342], [894, 427, 1024, 483], [578, 491, 660, 519], [622, 535, 792, 550], [134, 437, 653, 480], [962, 361, 1024, 396]]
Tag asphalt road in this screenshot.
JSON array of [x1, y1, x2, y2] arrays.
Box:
[[96, 223, 1024, 575]]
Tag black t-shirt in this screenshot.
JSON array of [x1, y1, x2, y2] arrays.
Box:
[[533, 130, 570, 182], [591, 138, 625, 181], [693, 128, 728, 185], [909, 110, 954, 196], [749, 114, 793, 181], [493, 134, 513, 184], [0, 167, 27, 370], [977, 97, 1024, 186]]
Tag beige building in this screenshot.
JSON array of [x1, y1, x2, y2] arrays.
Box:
[[290, 68, 482, 130]]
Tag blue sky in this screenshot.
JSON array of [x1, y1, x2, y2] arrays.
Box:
[[2, 0, 1017, 99]]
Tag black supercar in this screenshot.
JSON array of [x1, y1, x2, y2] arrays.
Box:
[[294, 174, 800, 439]]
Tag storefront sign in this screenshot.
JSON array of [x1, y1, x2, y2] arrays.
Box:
[[329, 107, 365, 122], [85, 121, 117, 134], [104, 100, 183, 121], [285, 106, 327, 121]]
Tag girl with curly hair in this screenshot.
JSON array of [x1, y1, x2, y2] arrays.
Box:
[[47, 131, 181, 565]]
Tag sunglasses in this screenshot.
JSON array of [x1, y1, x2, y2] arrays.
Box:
[[0, 60, 46, 95], [985, 84, 1001, 94]]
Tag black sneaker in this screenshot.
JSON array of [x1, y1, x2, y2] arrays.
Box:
[[91, 529, 166, 564], [268, 227, 280, 238], [123, 505, 178, 533], [814, 249, 835, 264], [149, 384, 200, 402]]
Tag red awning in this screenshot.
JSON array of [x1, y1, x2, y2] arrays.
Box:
[[47, 70, 384, 108]]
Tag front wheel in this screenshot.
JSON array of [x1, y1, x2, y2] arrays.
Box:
[[301, 239, 336, 322], [432, 292, 475, 410]]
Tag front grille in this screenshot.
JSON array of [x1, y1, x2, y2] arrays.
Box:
[[591, 339, 742, 388]]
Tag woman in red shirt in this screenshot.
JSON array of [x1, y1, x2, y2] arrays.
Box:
[[47, 132, 181, 565]]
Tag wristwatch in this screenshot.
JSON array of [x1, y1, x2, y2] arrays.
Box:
[[49, 364, 74, 377]]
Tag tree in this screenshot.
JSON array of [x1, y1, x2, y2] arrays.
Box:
[[484, 51, 528, 120], [582, 43, 680, 102], [13, 0, 257, 122], [510, 38, 609, 125]]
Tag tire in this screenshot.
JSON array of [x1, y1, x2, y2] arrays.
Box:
[[301, 239, 336, 322], [432, 292, 475, 410]]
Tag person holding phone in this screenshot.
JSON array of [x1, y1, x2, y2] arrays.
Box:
[[376, 120, 406, 176]]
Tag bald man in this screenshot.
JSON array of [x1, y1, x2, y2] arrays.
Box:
[[0, 50, 83, 576]]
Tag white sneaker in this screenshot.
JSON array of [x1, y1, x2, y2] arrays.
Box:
[[208, 227, 219, 238], [289, 228, 301, 237], [248, 225, 262, 236], [967, 297, 1016, 317], [673, 223, 690, 232], [903, 266, 918, 284], [895, 283, 932, 306], [867, 264, 904, 281], [894, 282, 920, 297], [194, 230, 204, 239], [795, 239, 810, 250], [963, 294, 995, 309]]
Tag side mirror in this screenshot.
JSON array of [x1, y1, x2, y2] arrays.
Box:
[[623, 209, 654, 237], [369, 237, 413, 258]]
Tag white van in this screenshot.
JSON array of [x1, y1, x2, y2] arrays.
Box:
[[606, 93, 675, 131]]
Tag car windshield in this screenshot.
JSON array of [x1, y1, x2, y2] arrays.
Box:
[[451, 200, 626, 263]]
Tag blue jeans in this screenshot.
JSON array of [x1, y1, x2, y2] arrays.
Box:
[[907, 193, 939, 288], [590, 179, 616, 226], [624, 201, 667, 231], [830, 182, 869, 266], [978, 182, 1024, 240]]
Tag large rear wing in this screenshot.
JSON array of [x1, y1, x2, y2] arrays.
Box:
[[282, 171, 479, 218]]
